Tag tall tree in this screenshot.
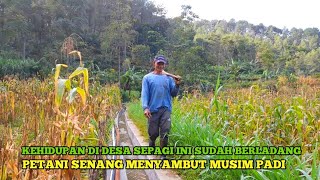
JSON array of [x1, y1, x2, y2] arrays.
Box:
[[101, 0, 136, 82]]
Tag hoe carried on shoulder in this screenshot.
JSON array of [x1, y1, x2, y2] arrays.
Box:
[[162, 70, 182, 80]]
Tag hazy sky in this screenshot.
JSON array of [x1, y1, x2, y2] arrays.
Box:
[[152, 0, 319, 29]]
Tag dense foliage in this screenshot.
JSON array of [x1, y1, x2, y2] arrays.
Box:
[[127, 76, 320, 179], [1, 0, 319, 90], [1, 0, 319, 179]]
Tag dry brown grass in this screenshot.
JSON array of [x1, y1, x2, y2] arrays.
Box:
[[0, 77, 121, 179]]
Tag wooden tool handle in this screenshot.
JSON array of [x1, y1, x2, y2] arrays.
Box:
[[162, 70, 181, 80]]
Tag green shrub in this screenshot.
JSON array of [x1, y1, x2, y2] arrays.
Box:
[[0, 57, 42, 78]]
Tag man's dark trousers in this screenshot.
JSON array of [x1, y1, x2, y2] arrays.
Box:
[[148, 107, 171, 148]]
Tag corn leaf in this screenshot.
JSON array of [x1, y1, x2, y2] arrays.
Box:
[[67, 87, 86, 106], [54, 64, 68, 82], [76, 87, 86, 105], [69, 67, 89, 95], [83, 68, 89, 94], [65, 79, 71, 90], [55, 79, 68, 108], [69, 50, 83, 67], [67, 88, 77, 104]]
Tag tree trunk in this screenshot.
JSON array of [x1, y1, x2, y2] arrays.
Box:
[[124, 40, 127, 59], [23, 38, 26, 60], [118, 46, 121, 88]]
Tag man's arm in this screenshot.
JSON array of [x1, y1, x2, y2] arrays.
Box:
[[170, 77, 180, 97], [141, 76, 151, 118], [141, 76, 150, 110]]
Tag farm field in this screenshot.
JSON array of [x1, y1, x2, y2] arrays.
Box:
[[2, 0, 320, 179], [127, 76, 320, 179], [0, 75, 121, 179]]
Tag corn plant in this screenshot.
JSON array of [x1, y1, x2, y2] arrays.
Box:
[[0, 50, 121, 179]]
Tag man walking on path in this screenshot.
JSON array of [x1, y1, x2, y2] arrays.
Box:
[[141, 55, 181, 158]]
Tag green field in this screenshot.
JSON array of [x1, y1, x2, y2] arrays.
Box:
[[127, 76, 320, 179]]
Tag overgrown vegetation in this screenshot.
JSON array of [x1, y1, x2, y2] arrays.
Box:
[[0, 59, 121, 179], [127, 76, 320, 179], [0, 58, 49, 79], [1, 0, 320, 179], [1, 0, 320, 90]]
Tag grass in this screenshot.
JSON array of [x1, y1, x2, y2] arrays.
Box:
[[127, 76, 320, 179], [127, 100, 148, 141]]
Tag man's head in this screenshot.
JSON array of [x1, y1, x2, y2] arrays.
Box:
[[153, 55, 168, 65], [153, 55, 168, 73]]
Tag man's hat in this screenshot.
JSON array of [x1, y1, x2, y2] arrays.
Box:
[[154, 55, 168, 65]]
